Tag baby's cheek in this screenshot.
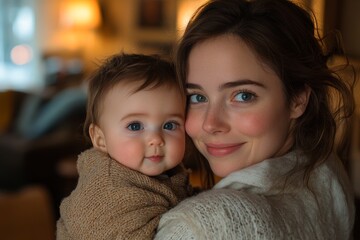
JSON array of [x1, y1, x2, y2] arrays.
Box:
[[110, 142, 143, 168], [173, 138, 186, 161]]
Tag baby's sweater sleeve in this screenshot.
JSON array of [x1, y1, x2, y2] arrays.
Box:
[[57, 185, 168, 240]]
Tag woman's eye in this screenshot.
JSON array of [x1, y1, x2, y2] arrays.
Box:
[[163, 122, 178, 131], [127, 122, 143, 131], [234, 91, 255, 102], [188, 94, 207, 103]]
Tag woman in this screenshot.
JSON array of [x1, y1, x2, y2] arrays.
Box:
[[155, 0, 355, 239]]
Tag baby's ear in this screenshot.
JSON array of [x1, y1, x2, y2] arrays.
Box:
[[290, 86, 311, 119], [89, 124, 107, 152]]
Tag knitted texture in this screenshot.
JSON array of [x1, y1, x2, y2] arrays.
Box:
[[155, 151, 355, 240], [57, 148, 190, 240]]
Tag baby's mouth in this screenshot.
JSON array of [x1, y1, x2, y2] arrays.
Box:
[[146, 155, 164, 162]]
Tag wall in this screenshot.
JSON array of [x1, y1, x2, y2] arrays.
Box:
[[341, 0, 360, 58], [35, 0, 179, 75], [36, 1, 127, 74], [350, 58, 360, 196]]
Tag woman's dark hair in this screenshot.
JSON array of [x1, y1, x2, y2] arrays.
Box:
[[83, 53, 181, 143], [177, 0, 355, 189]]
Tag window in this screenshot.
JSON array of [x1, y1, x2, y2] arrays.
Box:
[[0, 0, 43, 92]]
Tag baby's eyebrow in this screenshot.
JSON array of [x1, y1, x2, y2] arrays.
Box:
[[169, 114, 185, 121], [121, 112, 185, 121], [186, 83, 202, 90], [121, 113, 146, 121]]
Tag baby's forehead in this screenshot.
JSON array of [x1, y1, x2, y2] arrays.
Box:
[[102, 81, 185, 119], [106, 79, 184, 100], [112, 78, 182, 95]]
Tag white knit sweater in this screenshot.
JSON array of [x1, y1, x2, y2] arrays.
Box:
[[155, 151, 355, 239]]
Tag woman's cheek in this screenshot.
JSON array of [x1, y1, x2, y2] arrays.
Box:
[[233, 112, 272, 136]]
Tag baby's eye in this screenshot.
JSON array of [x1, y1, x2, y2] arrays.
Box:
[[127, 122, 143, 131], [234, 91, 256, 102], [188, 94, 207, 104], [163, 122, 178, 131]]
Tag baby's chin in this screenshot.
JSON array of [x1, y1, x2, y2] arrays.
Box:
[[138, 166, 168, 177]]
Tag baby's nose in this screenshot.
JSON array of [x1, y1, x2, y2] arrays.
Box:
[[148, 132, 165, 146]]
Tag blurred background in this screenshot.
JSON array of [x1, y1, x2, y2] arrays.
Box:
[[0, 0, 359, 239]]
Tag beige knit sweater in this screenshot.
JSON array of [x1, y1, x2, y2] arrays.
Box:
[[56, 148, 191, 240], [155, 151, 355, 239]]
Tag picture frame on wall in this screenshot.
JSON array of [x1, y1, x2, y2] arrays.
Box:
[[138, 0, 165, 28], [133, 0, 177, 55]]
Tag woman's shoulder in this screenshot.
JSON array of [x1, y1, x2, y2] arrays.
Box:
[[156, 188, 278, 239], [188, 188, 264, 206]]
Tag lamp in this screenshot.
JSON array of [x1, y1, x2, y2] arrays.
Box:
[[55, 0, 102, 72], [59, 0, 102, 30], [177, 0, 207, 38]]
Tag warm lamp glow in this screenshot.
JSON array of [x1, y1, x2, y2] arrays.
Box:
[[60, 0, 101, 29], [177, 0, 208, 36]]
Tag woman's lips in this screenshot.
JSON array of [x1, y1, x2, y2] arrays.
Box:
[[205, 143, 243, 157]]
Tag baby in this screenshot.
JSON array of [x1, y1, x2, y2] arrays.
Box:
[[56, 53, 191, 240]]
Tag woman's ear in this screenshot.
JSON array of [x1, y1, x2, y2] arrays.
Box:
[[290, 86, 311, 119], [89, 123, 107, 152]]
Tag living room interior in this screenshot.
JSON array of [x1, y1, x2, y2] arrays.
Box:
[[0, 0, 359, 239]]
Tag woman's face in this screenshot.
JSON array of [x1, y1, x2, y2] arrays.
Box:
[[185, 35, 306, 177]]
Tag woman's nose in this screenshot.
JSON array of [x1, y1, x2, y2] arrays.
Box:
[[202, 104, 230, 134], [148, 131, 165, 146]]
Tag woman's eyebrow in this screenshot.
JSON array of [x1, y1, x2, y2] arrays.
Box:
[[186, 79, 265, 91], [220, 79, 265, 90]]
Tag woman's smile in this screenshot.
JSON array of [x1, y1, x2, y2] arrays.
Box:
[[205, 143, 244, 157]]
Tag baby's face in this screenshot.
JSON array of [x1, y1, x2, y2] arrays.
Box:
[[94, 81, 185, 176]]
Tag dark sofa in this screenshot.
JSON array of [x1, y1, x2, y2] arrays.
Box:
[[0, 89, 90, 218]]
